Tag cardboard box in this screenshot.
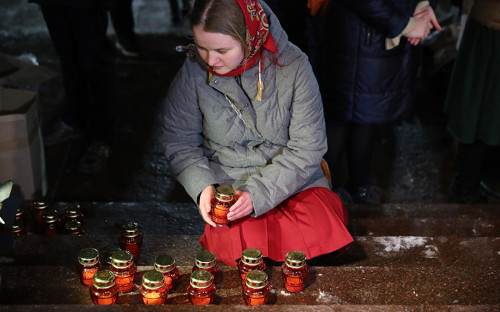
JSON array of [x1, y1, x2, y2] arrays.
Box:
[[0, 87, 47, 199]]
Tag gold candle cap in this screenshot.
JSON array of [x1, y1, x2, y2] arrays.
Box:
[[194, 251, 216, 268], [110, 250, 133, 268], [78, 248, 99, 266], [215, 185, 235, 202], [154, 254, 176, 273], [245, 270, 268, 289], [241, 248, 263, 266], [121, 221, 140, 237], [142, 270, 165, 289], [190, 270, 213, 288], [285, 250, 307, 268], [93, 270, 116, 289]]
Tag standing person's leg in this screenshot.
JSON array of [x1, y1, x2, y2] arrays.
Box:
[[39, 5, 86, 145], [69, 6, 117, 173], [110, 0, 140, 57], [324, 121, 352, 203], [450, 141, 487, 203], [346, 123, 379, 203], [168, 0, 180, 25]]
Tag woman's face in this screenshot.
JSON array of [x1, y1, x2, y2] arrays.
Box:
[[193, 25, 245, 75]]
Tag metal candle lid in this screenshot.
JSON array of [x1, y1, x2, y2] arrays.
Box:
[[10, 219, 24, 233], [245, 270, 268, 289], [142, 270, 165, 289], [190, 270, 213, 289], [42, 209, 58, 223], [65, 220, 82, 232], [33, 201, 49, 210], [284, 250, 307, 268], [215, 185, 235, 202], [64, 202, 82, 218], [93, 270, 116, 289], [154, 254, 176, 273], [78, 248, 99, 266], [241, 248, 263, 266], [194, 251, 216, 268], [121, 221, 140, 237], [110, 250, 133, 268]]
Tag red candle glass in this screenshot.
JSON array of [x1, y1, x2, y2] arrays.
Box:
[[243, 270, 271, 306], [89, 270, 119, 305], [154, 254, 180, 291], [109, 250, 137, 292], [77, 247, 102, 287], [118, 221, 143, 259], [32, 201, 49, 229], [238, 248, 266, 285], [211, 185, 236, 225], [281, 250, 309, 292], [192, 251, 220, 282], [42, 209, 60, 235], [187, 270, 216, 305], [140, 270, 169, 305]]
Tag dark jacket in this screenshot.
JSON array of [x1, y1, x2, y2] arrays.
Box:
[[322, 0, 437, 124], [28, 0, 110, 8]]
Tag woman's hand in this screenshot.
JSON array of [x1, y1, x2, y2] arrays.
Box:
[[227, 190, 254, 222], [199, 185, 217, 227]]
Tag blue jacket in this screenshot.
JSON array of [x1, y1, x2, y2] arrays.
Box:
[[322, 0, 437, 124]]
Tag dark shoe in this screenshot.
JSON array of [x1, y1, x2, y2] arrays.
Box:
[[448, 179, 487, 204], [43, 121, 80, 146], [350, 185, 380, 204], [480, 179, 500, 199], [115, 37, 140, 58], [78, 140, 111, 174], [333, 187, 353, 204]]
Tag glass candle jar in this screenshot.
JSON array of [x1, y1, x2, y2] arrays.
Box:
[[118, 221, 143, 259], [187, 270, 216, 305], [64, 220, 84, 235], [77, 248, 102, 287], [154, 254, 180, 291], [243, 270, 271, 306], [211, 185, 236, 225], [42, 209, 60, 235], [63, 202, 84, 224], [32, 201, 49, 229], [89, 270, 119, 305], [140, 270, 169, 305], [109, 250, 137, 292], [10, 219, 26, 235], [281, 250, 309, 293], [238, 248, 266, 284], [192, 251, 220, 282]]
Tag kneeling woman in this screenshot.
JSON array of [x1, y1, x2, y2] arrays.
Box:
[[161, 0, 353, 265]]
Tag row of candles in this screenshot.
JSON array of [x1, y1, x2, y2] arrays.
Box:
[[78, 246, 309, 306]]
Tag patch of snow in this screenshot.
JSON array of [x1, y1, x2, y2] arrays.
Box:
[[373, 236, 428, 255]]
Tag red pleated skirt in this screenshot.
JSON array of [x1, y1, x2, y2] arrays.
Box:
[[199, 187, 353, 266]]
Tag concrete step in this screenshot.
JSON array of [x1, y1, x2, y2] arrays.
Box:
[[0, 266, 498, 306]]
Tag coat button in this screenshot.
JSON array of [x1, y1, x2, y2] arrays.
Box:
[[214, 79, 219, 84]]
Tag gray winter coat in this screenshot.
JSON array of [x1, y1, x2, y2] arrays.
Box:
[[160, 1, 329, 217]]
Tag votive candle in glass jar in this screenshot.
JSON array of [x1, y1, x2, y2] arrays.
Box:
[[238, 248, 266, 285], [32, 201, 49, 229], [281, 250, 309, 293], [89, 270, 119, 305], [187, 270, 216, 305], [42, 209, 60, 235], [109, 250, 137, 292], [140, 270, 169, 305], [10, 219, 26, 235], [118, 221, 143, 259], [192, 251, 220, 282], [63, 202, 84, 224], [154, 254, 180, 291], [243, 270, 271, 306], [211, 185, 236, 225], [77, 247, 102, 287], [64, 220, 84, 235]]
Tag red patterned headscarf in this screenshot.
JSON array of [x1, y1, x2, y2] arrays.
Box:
[[208, 0, 277, 77]]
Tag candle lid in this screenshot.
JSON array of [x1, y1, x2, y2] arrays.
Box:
[[32, 201, 49, 210], [121, 221, 141, 237], [195, 251, 216, 268], [142, 270, 166, 289], [93, 270, 116, 289], [15, 208, 24, 218], [154, 254, 176, 273], [285, 250, 307, 268], [42, 209, 58, 223], [241, 248, 263, 266], [245, 270, 268, 289], [110, 250, 133, 268], [64, 220, 82, 232], [104, 248, 123, 265], [215, 185, 235, 202], [78, 247, 99, 266], [10, 219, 24, 232], [190, 270, 213, 288], [64, 202, 82, 217]]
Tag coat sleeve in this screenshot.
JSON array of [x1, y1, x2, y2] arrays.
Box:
[[340, 0, 414, 38], [160, 59, 218, 204], [239, 56, 328, 217]]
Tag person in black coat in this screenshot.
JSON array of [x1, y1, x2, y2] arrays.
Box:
[[319, 0, 441, 203], [29, 0, 117, 173]]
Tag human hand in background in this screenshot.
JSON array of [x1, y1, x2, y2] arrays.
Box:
[[406, 5, 442, 45], [227, 190, 254, 222], [199, 184, 217, 227]]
